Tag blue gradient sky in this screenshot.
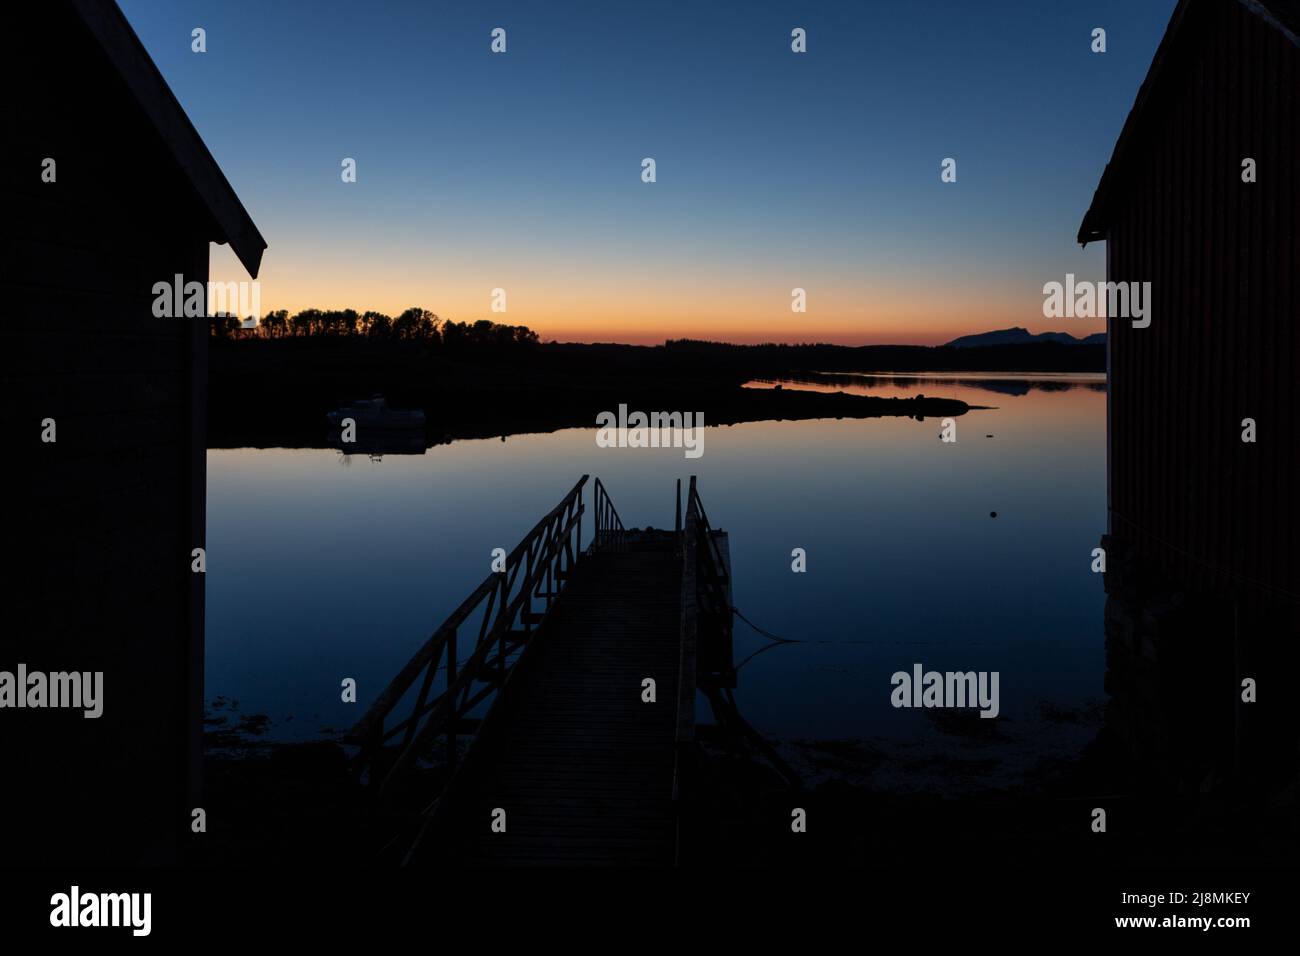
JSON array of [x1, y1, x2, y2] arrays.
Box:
[[119, 0, 1176, 344]]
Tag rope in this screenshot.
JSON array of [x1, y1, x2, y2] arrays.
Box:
[[731, 606, 803, 644], [730, 607, 990, 648]]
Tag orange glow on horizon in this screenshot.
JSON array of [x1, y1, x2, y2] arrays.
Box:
[[212, 244, 1106, 347]]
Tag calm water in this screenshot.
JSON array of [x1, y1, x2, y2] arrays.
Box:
[[206, 372, 1107, 750]]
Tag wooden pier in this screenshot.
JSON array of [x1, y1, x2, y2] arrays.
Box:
[[347, 476, 735, 865]]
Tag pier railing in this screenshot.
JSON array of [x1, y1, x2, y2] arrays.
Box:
[[346, 475, 589, 795], [593, 477, 627, 553], [673, 476, 735, 859], [684, 476, 733, 685]]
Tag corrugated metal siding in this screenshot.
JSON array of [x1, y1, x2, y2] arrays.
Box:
[[1104, 0, 1298, 610]]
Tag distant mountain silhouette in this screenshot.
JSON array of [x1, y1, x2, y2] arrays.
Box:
[[944, 327, 1106, 348]]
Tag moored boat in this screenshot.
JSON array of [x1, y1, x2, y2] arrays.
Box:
[[326, 394, 425, 429]]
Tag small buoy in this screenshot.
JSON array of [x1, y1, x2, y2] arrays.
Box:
[[990, 511, 998, 518]]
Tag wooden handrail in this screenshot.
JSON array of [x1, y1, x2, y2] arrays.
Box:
[[346, 475, 589, 795], [674, 476, 731, 745], [675, 479, 700, 751], [688, 480, 728, 585], [673, 476, 741, 862], [673, 475, 737, 862], [592, 477, 627, 553]]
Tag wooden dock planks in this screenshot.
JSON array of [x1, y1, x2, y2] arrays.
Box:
[[431, 536, 683, 866]]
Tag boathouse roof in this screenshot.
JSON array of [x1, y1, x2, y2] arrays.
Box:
[[1078, 0, 1299, 245], [69, 0, 267, 276]]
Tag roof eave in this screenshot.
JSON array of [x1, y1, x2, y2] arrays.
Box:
[[1078, 0, 1300, 246], [1076, 0, 1195, 246], [70, 0, 267, 278]]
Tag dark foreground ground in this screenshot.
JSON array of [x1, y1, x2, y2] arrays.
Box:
[[195, 709, 1298, 869]]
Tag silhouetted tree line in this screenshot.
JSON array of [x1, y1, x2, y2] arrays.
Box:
[[210, 307, 539, 348]]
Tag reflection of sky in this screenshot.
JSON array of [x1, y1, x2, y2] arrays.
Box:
[[118, 0, 1175, 343], [745, 371, 1108, 400], [206, 379, 1105, 742]]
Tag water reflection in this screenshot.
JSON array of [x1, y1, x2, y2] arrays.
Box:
[[207, 373, 1107, 788], [744, 370, 1107, 399]]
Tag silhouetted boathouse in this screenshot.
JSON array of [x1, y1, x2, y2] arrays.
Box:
[[1078, 0, 1297, 786], [5, 0, 265, 863]]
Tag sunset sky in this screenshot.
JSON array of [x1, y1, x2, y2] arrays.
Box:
[[119, 0, 1175, 345]]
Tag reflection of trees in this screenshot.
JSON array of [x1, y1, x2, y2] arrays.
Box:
[[776, 371, 1106, 398]]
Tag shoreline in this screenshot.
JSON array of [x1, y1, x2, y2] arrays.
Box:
[[210, 378, 981, 453], [207, 337, 1096, 449]]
